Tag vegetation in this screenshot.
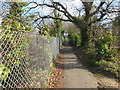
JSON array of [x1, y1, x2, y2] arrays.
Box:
[[0, 0, 119, 87], [31, 0, 118, 77], [50, 9, 65, 40], [38, 24, 50, 37], [94, 32, 118, 76], [51, 9, 62, 37], [62, 22, 80, 34], [29, 1, 119, 47], [0, 2, 32, 81], [68, 33, 81, 46]]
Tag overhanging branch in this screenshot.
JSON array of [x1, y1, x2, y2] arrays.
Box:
[[90, 2, 105, 16], [26, 2, 73, 22], [34, 15, 73, 22], [89, 0, 115, 26]]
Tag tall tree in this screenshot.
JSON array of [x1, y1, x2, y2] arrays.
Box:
[[28, 0, 119, 46]]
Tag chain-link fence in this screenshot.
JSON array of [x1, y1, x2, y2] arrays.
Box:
[[0, 29, 61, 88]]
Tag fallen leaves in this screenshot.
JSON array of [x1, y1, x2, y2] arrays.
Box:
[[48, 51, 64, 88]]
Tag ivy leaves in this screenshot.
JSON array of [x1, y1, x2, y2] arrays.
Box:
[[38, 24, 50, 37], [0, 2, 32, 82], [95, 33, 116, 61], [94, 32, 118, 76], [0, 64, 11, 80]]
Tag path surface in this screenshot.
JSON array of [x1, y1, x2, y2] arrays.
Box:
[[63, 44, 98, 88]]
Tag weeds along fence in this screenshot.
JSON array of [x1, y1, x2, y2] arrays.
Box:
[[0, 29, 62, 88]]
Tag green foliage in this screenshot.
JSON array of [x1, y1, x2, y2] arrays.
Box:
[[113, 16, 120, 27], [2, 2, 32, 32], [72, 16, 83, 28], [68, 33, 81, 46], [0, 64, 11, 80], [0, 2, 32, 80], [50, 10, 63, 38], [93, 32, 119, 76], [50, 29, 58, 37], [39, 24, 50, 37], [61, 30, 65, 40], [95, 32, 117, 61]]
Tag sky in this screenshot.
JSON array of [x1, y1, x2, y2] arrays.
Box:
[[0, 0, 119, 25], [25, 0, 119, 22], [0, 0, 119, 15]]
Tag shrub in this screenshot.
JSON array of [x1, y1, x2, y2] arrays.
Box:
[[95, 32, 117, 61], [68, 33, 81, 46], [94, 32, 119, 76]]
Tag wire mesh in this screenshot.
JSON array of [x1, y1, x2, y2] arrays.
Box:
[[0, 29, 60, 88], [50, 37, 59, 62]]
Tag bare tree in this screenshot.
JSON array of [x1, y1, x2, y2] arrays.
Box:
[[27, 0, 119, 46]]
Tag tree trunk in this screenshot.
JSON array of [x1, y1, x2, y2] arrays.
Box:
[[73, 17, 90, 47], [80, 26, 89, 46]]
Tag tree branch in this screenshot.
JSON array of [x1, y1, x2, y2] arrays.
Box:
[[90, 2, 105, 16], [34, 15, 73, 22], [26, 2, 73, 22], [52, 2, 73, 19], [89, 0, 115, 26]]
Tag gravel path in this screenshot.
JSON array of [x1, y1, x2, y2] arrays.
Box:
[[63, 45, 98, 88]]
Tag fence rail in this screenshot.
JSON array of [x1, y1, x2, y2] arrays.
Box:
[[0, 30, 62, 88]]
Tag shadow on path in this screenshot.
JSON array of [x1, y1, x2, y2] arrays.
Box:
[[57, 41, 98, 88], [73, 46, 119, 80], [57, 43, 86, 70]]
